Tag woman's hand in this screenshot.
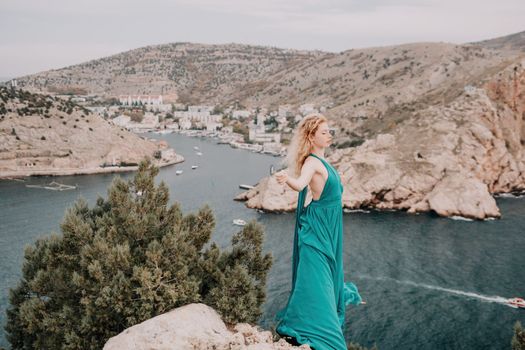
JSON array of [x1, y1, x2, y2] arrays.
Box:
[[275, 170, 288, 185]]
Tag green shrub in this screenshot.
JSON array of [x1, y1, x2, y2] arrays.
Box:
[[5, 159, 272, 349]]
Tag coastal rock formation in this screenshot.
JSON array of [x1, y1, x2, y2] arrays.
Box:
[[237, 60, 525, 220], [0, 87, 182, 178], [103, 303, 310, 350], [235, 176, 311, 212]]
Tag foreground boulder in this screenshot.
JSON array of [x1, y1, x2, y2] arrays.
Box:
[[103, 303, 310, 350]]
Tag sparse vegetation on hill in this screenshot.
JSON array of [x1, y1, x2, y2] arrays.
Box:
[[0, 87, 175, 177], [14, 38, 524, 144]]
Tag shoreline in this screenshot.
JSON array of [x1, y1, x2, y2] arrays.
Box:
[[165, 129, 286, 157], [0, 155, 184, 180]]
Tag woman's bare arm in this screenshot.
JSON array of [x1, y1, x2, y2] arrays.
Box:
[[275, 159, 317, 192]]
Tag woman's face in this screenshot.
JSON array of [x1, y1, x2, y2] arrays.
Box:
[[310, 122, 332, 148]]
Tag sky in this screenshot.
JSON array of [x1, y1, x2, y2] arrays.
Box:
[[1, 0, 524, 78]]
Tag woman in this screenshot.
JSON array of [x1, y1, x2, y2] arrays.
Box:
[[273, 114, 364, 350]]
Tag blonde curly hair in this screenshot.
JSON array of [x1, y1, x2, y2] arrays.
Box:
[[285, 113, 328, 176]]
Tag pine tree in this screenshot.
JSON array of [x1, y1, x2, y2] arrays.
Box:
[[5, 159, 272, 349]]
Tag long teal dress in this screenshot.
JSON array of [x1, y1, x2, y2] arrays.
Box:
[[275, 153, 362, 350]]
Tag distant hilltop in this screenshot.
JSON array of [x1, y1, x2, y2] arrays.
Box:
[[470, 30, 525, 52]]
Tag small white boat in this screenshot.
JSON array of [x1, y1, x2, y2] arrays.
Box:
[[196, 152, 203, 156], [175, 170, 183, 175], [233, 219, 247, 226], [6, 177, 25, 182], [343, 208, 371, 214], [191, 165, 198, 169], [507, 297, 525, 308], [26, 181, 76, 191], [193, 146, 200, 150]]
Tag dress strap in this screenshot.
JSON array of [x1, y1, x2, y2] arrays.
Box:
[[308, 153, 324, 162]]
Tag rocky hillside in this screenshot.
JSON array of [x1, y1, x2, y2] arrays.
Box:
[[0, 87, 181, 178], [14, 37, 523, 143], [236, 57, 525, 219], [15, 43, 324, 105]]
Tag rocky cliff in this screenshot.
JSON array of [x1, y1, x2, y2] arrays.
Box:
[[236, 59, 525, 220], [0, 87, 182, 178]]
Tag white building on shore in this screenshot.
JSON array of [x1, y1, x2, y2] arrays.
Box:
[[276, 115, 288, 131], [173, 110, 222, 124], [278, 105, 293, 118], [249, 122, 281, 144], [86, 106, 107, 115], [147, 104, 172, 112], [178, 117, 192, 130], [206, 122, 222, 131], [119, 95, 163, 106], [253, 132, 281, 143], [299, 103, 317, 116], [232, 110, 251, 119], [262, 142, 285, 155], [188, 105, 213, 113]]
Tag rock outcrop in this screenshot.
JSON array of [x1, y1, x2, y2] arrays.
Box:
[[236, 59, 525, 220], [0, 87, 182, 178], [103, 303, 310, 350]]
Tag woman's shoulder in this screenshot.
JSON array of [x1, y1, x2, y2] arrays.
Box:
[[302, 155, 324, 170]]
